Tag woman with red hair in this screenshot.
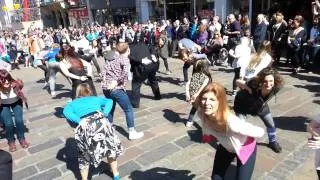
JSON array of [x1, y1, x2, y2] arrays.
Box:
[[58, 45, 97, 99]]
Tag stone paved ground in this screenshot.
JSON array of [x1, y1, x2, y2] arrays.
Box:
[[4, 57, 320, 180]]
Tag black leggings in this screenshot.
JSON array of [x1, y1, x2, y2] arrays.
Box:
[[212, 145, 257, 180]]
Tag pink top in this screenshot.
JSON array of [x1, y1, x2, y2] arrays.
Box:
[[200, 113, 264, 155]]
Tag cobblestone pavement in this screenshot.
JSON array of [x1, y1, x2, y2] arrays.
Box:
[[5, 57, 320, 180]]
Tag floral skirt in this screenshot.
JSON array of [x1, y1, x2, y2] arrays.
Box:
[[75, 112, 124, 169]]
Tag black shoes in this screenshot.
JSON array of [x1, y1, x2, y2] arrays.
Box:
[[268, 141, 282, 153]]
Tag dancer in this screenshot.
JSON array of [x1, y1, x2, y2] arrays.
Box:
[[63, 83, 123, 180], [179, 49, 208, 84], [58, 45, 97, 99], [239, 40, 272, 81], [234, 67, 284, 153], [102, 42, 144, 140], [229, 37, 252, 96], [0, 70, 29, 152], [185, 59, 212, 127], [129, 42, 161, 108], [197, 82, 264, 180]]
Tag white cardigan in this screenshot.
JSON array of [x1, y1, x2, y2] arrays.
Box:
[[201, 113, 264, 154], [240, 53, 272, 80]]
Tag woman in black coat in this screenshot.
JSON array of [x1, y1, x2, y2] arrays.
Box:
[[271, 13, 287, 63], [287, 15, 307, 73]]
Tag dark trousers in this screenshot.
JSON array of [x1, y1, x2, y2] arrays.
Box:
[[212, 145, 257, 180], [287, 46, 302, 68], [131, 71, 161, 107], [233, 67, 241, 91], [183, 62, 192, 82], [171, 39, 179, 57], [272, 42, 283, 62], [317, 169, 320, 180], [0, 150, 12, 180]]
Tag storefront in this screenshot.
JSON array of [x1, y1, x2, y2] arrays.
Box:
[[215, 0, 312, 24], [68, 7, 89, 28], [40, 1, 69, 28], [110, 0, 136, 24]]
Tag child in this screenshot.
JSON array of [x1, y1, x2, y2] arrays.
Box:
[[185, 59, 212, 127]]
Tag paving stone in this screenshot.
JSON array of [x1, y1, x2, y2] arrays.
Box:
[[13, 166, 38, 180], [11, 150, 28, 161], [37, 157, 64, 171], [166, 144, 211, 168], [174, 135, 198, 149], [28, 138, 64, 154], [266, 171, 287, 180], [179, 154, 213, 176], [136, 143, 180, 166], [119, 160, 142, 177], [118, 146, 144, 166], [15, 144, 64, 170], [26, 168, 61, 180], [28, 112, 54, 122]]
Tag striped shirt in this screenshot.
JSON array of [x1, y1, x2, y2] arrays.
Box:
[[102, 54, 129, 90]]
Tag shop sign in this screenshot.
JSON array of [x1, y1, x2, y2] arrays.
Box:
[[70, 8, 88, 18]]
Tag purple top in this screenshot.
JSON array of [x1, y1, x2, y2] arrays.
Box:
[[102, 54, 129, 90], [196, 31, 208, 46]]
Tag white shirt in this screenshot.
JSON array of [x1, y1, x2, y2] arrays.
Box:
[[0, 88, 19, 104], [201, 113, 264, 153], [240, 53, 272, 80]]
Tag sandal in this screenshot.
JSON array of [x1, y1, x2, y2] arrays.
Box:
[[19, 139, 29, 148], [8, 142, 16, 152]]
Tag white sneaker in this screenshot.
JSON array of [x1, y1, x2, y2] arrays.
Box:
[[51, 91, 56, 97], [186, 121, 193, 128], [129, 130, 144, 140]]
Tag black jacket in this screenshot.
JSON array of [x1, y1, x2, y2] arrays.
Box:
[[271, 22, 287, 44], [234, 80, 279, 115], [129, 43, 159, 80]]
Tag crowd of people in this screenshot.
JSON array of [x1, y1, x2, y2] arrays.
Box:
[[0, 4, 319, 179]]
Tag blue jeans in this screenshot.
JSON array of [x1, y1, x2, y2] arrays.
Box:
[[0, 100, 25, 143], [103, 89, 134, 129]]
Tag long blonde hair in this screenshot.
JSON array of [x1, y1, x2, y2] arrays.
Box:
[[76, 83, 92, 98], [197, 82, 230, 132], [248, 41, 271, 69]]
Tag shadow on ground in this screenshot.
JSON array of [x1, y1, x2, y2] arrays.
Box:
[[162, 109, 186, 124], [129, 167, 196, 180], [56, 138, 82, 180], [274, 116, 309, 132]]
